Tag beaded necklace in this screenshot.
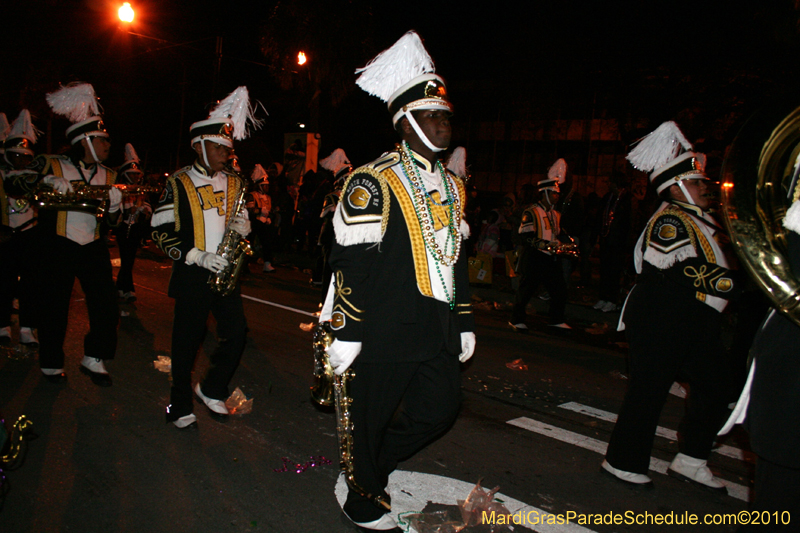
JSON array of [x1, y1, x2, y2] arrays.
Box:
[[398, 142, 462, 309]]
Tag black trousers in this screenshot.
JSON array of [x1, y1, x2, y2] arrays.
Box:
[[0, 228, 37, 330], [598, 237, 627, 303], [510, 247, 567, 325], [168, 284, 247, 418], [605, 282, 733, 474], [37, 236, 119, 369], [343, 350, 461, 523], [251, 220, 274, 263], [113, 221, 147, 293]]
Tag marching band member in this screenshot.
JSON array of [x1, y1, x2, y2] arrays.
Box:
[[114, 143, 151, 304], [509, 159, 571, 331], [246, 163, 276, 273], [325, 32, 475, 531], [32, 83, 122, 385], [602, 121, 739, 491], [151, 87, 260, 430], [1, 110, 41, 348], [317, 148, 351, 304]]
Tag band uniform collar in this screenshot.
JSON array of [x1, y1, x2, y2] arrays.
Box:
[[193, 160, 211, 177], [670, 199, 705, 217], [404, 147, 435, 173]]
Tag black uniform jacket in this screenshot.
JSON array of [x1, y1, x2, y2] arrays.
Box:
[[328, 149, 474, 363]]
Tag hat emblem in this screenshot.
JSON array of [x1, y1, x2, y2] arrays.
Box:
[[424, 79, 447, 99]]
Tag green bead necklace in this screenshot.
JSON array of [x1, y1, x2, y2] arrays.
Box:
[[398, 142, 462, 309]]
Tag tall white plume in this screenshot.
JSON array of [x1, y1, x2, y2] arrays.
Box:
[[446, 147, 467, 178], [319, 148, 351, 175], [626, 121, 693, 172], [209, 86, 263, 140], [355, 31, 435, 102], [548, 158, 567, 184], [46, 83, 101, 123], [8, 110, 41, 143], [123, 143, 140, 163], [251, 163, 267, 183]]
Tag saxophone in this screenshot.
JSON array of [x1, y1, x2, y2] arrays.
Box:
[[33, 183, 160, 217], [311, 322, 391, 511], [208, 179, 254, 296]]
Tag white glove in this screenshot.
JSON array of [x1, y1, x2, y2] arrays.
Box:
[[327, 339, 362, 375], [186, 247, 229, 272], [458, 332, 476, 363], [108, 187, 123, 213], [43, 175, 74, 194], [231, 215, 251, 237]]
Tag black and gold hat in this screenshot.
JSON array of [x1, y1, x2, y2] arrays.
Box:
[[189, 86, 262, 149], [627, 121, 707, 196], [5, 110, 41, 157], [539, 159, 567, 193], [118, 143, 143, 183], [387, 74, 452, 126], [65, 117, 108, 145], [190, 117, 235, 148], [46, 83, 109, 145], [649, 151, 707, 195], [356, 31, 452, 152]]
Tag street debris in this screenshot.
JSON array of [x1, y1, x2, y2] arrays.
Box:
[[226, 387, 253, 414], [153, 355, 171, 372], [505, 358, 528, 371]]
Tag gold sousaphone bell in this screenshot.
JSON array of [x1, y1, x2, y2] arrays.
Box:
[[720, 101, 800, 326]]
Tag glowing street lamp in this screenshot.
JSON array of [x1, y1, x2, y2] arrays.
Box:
[[297, 51, 307, 66], [118, 2, 135, 23]]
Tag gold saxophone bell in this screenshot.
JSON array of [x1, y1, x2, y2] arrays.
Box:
[[32, 183, 160, 217], [311, 322, 335, 406], [208, 180, 254, 296], [310, 322, 391, 511], [720, 101, 800, 326]]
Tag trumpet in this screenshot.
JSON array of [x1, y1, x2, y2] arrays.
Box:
[[32, 183, 160, 217]]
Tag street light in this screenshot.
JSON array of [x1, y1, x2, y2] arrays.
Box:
[[118, 2, 135, 23], [297, 51, 307, 66]]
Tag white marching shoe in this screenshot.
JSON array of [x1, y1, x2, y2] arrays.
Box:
[[194, 383, 229, 416], [172, 413, 198, 429], [668, 453, 727, 492], [601, 460, 653, 487], [343, 510, 399, 531]]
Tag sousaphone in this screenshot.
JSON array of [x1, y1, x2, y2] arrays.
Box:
[[720, 102, 800, 327]]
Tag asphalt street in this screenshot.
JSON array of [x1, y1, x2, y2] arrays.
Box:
[[0, 244, 755, 532]]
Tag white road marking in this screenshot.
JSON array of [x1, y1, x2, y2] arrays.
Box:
[[241, 293, 317, 317], [335, 470, 599, 533], [507, 417, 749, 502], [558, 402, 754, 463]]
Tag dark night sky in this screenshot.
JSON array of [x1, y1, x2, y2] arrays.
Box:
[[1, 0, 798, 172]]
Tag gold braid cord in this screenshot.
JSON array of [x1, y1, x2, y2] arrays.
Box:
[[1, 416, 33, 468]]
